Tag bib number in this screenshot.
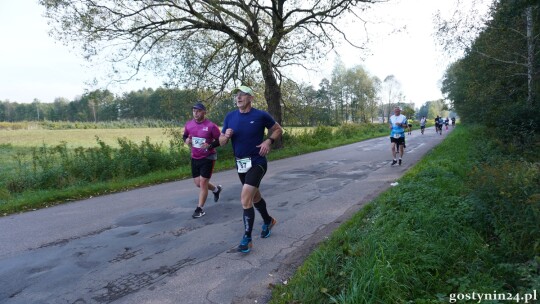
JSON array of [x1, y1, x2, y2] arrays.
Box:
[[393, 133, 401, 139], [192, 137, 205, 148], [236, 157, 252, 173]]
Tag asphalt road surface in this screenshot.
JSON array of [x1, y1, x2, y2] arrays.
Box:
[[0, 126, 451, 304]]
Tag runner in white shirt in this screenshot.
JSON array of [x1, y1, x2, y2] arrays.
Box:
[[389, 107, 407, 166]]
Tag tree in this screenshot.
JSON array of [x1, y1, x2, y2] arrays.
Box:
[[154, 88, 199, 121], [32, 99, 42, 121], [341, 65, 377, 123], [380, 75, 403, 123], [50, 97, 71, 121], [317, 78, 337, 125], [417, 101, 431, 119], [425, 99, 449, 120], [330, 60, 349, 123], [368, 76, 381, 123], [40, 0, 384, 145], [399, 104, 415, 121], [441, 0, 539, 129], [86, 89, 117, 122], [437, 0, 539, 105], [118, 89, 152, 120]]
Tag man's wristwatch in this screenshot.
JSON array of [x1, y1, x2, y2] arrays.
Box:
[[267, 137, 275, 144]]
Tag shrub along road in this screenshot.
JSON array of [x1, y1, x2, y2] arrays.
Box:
[[0, 126, 451, 304]]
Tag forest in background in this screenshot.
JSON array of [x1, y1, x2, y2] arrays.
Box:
[[1, 66, 453, 127]]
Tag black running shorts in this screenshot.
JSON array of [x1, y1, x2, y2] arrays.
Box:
[[390, 136, 405, 145], [238, 163, 267, 188], [191, 158, 215, 179]]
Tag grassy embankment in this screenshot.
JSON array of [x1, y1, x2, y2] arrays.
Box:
[[270, 125, 539, 303], [0, 123, 390, 215]]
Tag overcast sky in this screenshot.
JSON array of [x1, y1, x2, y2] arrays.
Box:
[[0, 0, 491, 108]]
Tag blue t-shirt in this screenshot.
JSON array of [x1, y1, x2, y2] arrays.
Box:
[[389, 114, 407, 138], [222, 108, 276, 166]]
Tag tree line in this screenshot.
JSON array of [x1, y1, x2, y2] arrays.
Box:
[[0, 88, 200, 124], [440, 0, 539, 149], [1, 63, 452, 126]]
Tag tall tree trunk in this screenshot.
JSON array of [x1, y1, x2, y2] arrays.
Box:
[[526, 5, 534, 105], [260, 59, 283, 148]]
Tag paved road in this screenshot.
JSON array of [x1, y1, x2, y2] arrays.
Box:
[[0, 126, 451, 304]]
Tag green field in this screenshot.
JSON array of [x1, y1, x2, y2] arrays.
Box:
[[0, 128, 173, 148], [0, 126, 314, 148]]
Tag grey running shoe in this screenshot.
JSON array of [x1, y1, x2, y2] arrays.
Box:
[[192, 207, 205, 218], [238, 236, 252, 253], [261, 218, 277, 238], [213, 185, 222, 202]]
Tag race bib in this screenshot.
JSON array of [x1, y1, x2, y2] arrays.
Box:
[[236, 157, 252, 173], [192, 136, 205, 148], [393, 133, 401, 139]]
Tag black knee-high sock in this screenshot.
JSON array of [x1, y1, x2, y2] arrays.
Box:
[[254, 198, 272, 224], [243, 207, 255, 238]]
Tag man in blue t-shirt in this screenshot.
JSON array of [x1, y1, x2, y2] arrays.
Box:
[[219, 85, 283, 253], [389, 106, 407, 166]]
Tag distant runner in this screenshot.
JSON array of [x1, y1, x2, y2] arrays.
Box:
[[420, 116, 426, 135], [435, 115, 443, 135]]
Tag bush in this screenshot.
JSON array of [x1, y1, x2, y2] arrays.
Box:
[[312, 125, 333, 139], [466, 160, 540, 261], [291, 128, 319, 145], [334, 123, 362, 138], [5, 136, 188, 193], [492, 104, 539, 159]]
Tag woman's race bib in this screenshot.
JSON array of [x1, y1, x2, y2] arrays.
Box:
[[393, 133, 401, 139], [236, 157, 252, 173]]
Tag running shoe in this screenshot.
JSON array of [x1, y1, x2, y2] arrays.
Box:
[[238, 236, 252, 253], [261, 218, 277, 238], [391, 160, 397, 166], [398, 159, 402, 166], [213, 185, 222, 202], [192, 207, 205, 218]]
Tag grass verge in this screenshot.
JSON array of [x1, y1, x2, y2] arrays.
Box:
[[269, 125, 539, 303]]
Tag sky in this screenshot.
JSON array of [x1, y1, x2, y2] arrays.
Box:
[[0, 0, 491, 108]]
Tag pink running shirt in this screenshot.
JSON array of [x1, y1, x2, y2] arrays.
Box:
[[183, 119, 221, 160]]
